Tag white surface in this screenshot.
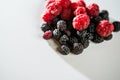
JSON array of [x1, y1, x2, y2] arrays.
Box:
[[0, 0, 120, 80]]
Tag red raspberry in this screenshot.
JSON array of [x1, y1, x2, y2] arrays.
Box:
[[58, 0, 71, 8], [61, 8, 72, 21], [41, 11, 55, 23], [86, 3, 99, 17], [43, 30, 52, 39], [71, 0, 86, 11], [96, 20, 114, 37], [46, 2, 62, 16], [74, 7, 87, 16], [73, 14, 90, 31], [45, 0, 56, 7]]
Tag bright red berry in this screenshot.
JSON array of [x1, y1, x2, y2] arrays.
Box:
[[43, 30, 52, 39], [45, 0, 56, 7], [41, 11, 55, 23], [74, 7, 87, 16], [71, 0, 86, 11], [58, 0, 71, 8], [61, 8, 72, 21], [96, 20, 114, 37], [87, 3, 99, 17], [73, 14, 90, 31], [46, 2, 62, 16]]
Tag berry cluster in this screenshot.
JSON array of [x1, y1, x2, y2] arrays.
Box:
[[41, 0, 120, 55]]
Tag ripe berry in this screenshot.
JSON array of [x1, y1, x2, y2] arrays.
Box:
[[74, 7, 87, 16], [72, 43, 84, 55], [73, 14, 90, 31], [59, 35, 69, 45], [87, 3, 99, 17], [43, 30, 52, 39], [99, 10, 109, 20], [87, 22, 96, 33], [69, 36, 78, 45], [57, 20, 67, 31], [41, 11, 55, 23], [113, 21, 120, 32], [60, 45, 70, 55], [53, 29, 61, 39], [47, 2, 62, 16], [71, 0, 86, 11], [82, 40, 90, 49], [58, 0, 71, 8], [96, 20, 114, 37], [91, 34, 104, 43], [61, 8, 72, 21], [41, 23, 51, 32]]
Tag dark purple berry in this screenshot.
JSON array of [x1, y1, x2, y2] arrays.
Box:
[[60, 45, 70, 55], [72, 43, 84, 55], [41, 23, 50, 32], [91, 34, 104, 43], [59, 35, 69, 45], [113, 21, 120, 32], [99, 10, 109, 20], [57, 20, 67, 31], [53, 29, 62, 39], [82, 40, 90, 49]]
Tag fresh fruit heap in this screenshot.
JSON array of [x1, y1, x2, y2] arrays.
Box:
[[41, 0, 120, 55]]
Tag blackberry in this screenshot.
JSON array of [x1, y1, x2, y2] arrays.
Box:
[[82, 40, 90, 49], [86, 33, 94, 40], [53, 29, 62, 39], [59, 35, 69, 45], [99, 10, 109, 20], [50, 17, 60, 29], [87, 22, 96, 33], [41, 23, 50, 32], [69, 36, 78, 45], [60, 45, 70, 55], [77, 30, 88, 37], [64, 29, 71, 36], [113, 21, 120, 32], [72, 43, 84, 55], [92, 16, 102, 24], [91, 34, 104, 43], [104, 34, 113, 41], [57, 20, 67, 31]]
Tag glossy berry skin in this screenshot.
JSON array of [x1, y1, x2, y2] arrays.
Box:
[[57, 20, 67, 31], [87, 3, 99, 17], [74, 7, 87, 16], [73, 14, 90, 31], [43, 30, 52, 39], [113, 21, 120, 32], [96, 20, 114, 37]]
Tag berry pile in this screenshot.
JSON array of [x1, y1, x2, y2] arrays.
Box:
[[41, 0, 120, 55]]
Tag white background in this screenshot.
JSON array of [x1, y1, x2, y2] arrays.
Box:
[[0, 0, 120, 80]]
